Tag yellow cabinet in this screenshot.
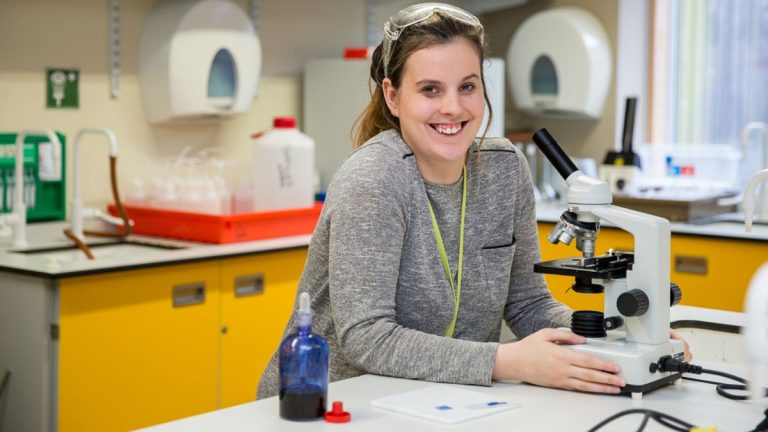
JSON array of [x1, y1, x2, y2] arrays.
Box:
[[670, 235, 767, 311], [538, 222, 768, 313], [219, 248, 307, 408], [57, 248, 307, 432], [59, 261, 221, 432]]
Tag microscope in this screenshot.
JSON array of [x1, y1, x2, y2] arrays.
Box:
[[532, 129, 685, 399]]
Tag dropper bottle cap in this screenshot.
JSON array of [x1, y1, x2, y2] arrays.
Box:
[[297, 292, 312, 328]]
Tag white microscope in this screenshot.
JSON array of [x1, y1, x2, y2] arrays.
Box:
[[532, 129, 685, 398]]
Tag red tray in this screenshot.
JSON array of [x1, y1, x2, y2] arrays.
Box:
[[108, 203, 322, 244]]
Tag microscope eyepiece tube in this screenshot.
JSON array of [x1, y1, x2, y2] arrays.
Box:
[[532, 128, 579, 181]]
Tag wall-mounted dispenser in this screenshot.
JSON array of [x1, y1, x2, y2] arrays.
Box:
[[507, 7, 612, 119], [139, 0, 262, 124]]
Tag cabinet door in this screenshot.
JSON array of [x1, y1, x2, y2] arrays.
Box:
[[538, 223, 633, 311], [219, 248, 307, 408], [671, 235, 767, 311], [58, 261, 220, 432]]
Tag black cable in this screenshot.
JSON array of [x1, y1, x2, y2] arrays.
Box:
[[587, 408, 695, 432], [656, 356, 765, 401], [656, 357, 768, 431], [0, 370, 10, 402], [752, 408, 768, 432], [701, 367, 747, 384], [0, 370, 10, 428], [683, 374, 752, 400], [636, 413, 651, 431]]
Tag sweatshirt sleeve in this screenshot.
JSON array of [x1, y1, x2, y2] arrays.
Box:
[[503, 150, 572, 337], [325, 148, 498, 386]]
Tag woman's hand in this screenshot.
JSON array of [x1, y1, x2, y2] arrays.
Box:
[[492, 328, 625, 393], [670, 329, 692, 362]]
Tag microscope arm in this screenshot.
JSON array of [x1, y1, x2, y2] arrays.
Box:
[[591, 205, 671, 345]]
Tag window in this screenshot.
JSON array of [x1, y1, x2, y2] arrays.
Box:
[[649, 0, 768, 185]]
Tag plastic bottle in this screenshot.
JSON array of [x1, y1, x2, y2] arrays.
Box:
[[279, 292, 329, 420], [251, 116, 315, 212]]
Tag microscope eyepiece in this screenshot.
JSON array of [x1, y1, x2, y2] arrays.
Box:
[[532, 128, 579, 180]]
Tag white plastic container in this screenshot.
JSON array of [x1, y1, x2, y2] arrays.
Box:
[[250, 117, 315, 212]]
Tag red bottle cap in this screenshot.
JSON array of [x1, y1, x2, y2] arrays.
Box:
[[273, 116, 297, 128], [324, 401, 351, 423], [343, 47, 370, 59]]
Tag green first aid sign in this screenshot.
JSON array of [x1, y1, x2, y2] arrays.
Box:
[[46, 68, 79, 109]]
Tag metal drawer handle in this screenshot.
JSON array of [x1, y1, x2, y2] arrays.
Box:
[[674, 255, 708, 275], [172, 282, 206, 307], [235, 273, 264, 297]]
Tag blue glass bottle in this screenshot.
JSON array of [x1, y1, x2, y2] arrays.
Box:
[[279, 292, 329, 420]]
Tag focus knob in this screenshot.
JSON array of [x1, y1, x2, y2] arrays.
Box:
[[670, 283, 682, 306], [617, 289, 649, 317]]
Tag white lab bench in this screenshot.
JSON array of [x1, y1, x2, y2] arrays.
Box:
[[139, 306, 759, 431], [139, 362, 764, 431]]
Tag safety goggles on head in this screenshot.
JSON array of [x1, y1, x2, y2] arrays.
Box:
[[382, 2, 484, 78]]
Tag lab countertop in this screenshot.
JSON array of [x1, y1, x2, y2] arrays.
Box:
[[0, 203, 766, 278], [0, 221, 312, 278], [138, 362, 763, 431]]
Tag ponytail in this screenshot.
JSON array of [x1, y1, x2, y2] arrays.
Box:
[[352, 45, 400, 148]]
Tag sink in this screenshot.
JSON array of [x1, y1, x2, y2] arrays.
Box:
[[11, 240, 187, 263]]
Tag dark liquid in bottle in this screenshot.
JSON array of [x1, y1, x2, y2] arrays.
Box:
[[279, 390, 326, 420]]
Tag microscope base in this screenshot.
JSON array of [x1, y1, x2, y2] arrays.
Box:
[[570, 332, 686, 398], [622, 372, 682, 398]]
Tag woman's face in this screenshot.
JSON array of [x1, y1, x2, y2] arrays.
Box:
[[383, 38, 485, 181]]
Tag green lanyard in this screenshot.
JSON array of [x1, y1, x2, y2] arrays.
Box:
[[426, 165, 467, 338]]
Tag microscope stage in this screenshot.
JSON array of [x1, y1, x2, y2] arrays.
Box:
[[533, 254, 632, 279]]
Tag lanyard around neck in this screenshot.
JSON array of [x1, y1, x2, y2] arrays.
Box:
[[426, 165, 467, 338]]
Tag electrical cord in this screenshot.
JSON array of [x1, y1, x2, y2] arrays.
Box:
[[0, 370, 10, 428], [0, 370, 10, 402], [655, 355, 767, 401], [589, 358, 768, 432], [587, 408, 695, 432]]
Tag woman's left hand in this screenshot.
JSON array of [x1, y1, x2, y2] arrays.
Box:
[[670, 329, 692, 362]]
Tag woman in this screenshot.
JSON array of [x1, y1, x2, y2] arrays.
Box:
[[258, 3, 686, 399]]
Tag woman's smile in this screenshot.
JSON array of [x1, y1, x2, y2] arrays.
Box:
[[382, 37, 485, 184], [430, 121, 468, 136]]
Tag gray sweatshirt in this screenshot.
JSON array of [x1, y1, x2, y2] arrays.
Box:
[[257, 129, 571, 399]]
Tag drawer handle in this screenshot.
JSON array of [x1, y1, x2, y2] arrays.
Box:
[[674, 255, 708, 275], [172, 282, 206, 307], [235, 273, 264, 297]]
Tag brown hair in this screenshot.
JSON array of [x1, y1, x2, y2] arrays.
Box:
[[352, 11, 492, 148]]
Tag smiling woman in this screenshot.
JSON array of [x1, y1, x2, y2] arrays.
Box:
[[382, 39, 485, 184], [256, 2, 639, 404]]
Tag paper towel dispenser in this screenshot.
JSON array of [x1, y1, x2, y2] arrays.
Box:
[[507, 7, 611, 119], [139, 0, 262, 124]]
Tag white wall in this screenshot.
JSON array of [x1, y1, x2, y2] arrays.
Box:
[[0, 0, 368, 210], [0, 0, 621, 213]]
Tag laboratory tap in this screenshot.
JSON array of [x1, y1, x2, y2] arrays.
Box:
[[67, 128, 132, 254], [70, 128, 119, 242], [743, 168, 768, 232], [9, 130, 62, 248], [740, 123, 768, 218]]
